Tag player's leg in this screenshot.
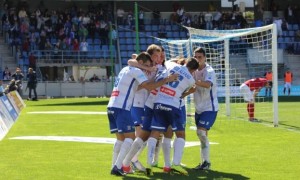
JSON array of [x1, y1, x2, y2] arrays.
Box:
[[193, 111, 217, 170], [283, 83, 287, 95], [152, 133, 162, 167], [247, 102, 255, 121], [112, 110, 135, 175], [171, 107, 188, 175], [124, 107, 153, 172], [161, 126, 173, 172]]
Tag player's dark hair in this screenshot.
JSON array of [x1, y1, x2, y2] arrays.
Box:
[[194, 47, 206, 57], [136, 52, 152, 63], [186, 57, 199, 70]]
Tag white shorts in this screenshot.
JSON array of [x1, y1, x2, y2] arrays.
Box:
[[240, 83, 253, 102], [284, 82, 292, 89]]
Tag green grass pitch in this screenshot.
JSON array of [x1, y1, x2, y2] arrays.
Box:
[[0, 98, 299, 179]]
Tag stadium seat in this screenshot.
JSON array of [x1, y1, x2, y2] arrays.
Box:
[[126, 45, 134, 51], [102, 45, 109, 51], [140, 38, 146, 44], [151, 25, 159, 31], [119, 31, 125, 38], [121, 51, 128, 58], [172, 25, 179, 31], [146, 38, 154, 44], [152, 32, 158, 37], [120, 45, 127, 50], [126, 38, 133, 45], [282, 31, 288, 37], [145, 25, 151, 31], [140, 44, 147, 51], [173, 31, 180, 38], [87, 38, 93, 44], [288, 31, 295, 37], [166, 31, 172, 38], [165, 25, 172, 31], [125, 32, 131, 38], [94, 38, 101, 45], [180, 31, 187, 38], [94, 45, 100, 51], [94, 51, 101, 59], [145, 32, 152, 37], [119, 38, 126, 44], [292, 24, 299, 30]]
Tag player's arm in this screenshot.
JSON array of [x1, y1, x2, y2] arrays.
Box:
[[253, 88, 262, 97], [181, 84, 196, 99], [195, 80, 212, 88], [128, 59, 157, 72], [140, 74, 178, 91]]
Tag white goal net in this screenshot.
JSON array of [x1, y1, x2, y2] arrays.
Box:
[[157, 24, 279, 126]]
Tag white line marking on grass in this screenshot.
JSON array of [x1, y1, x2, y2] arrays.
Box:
[[10, 136, 218, 147], [28, 111, 107, 115]]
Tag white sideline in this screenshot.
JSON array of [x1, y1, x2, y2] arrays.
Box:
[[10, 136, 219, 147]]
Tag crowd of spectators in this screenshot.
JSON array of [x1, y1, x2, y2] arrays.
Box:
[[3, 1, 300, 83], [1, 1, 114, 61]]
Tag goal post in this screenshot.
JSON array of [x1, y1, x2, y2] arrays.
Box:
[[157, 24, 279, 126]]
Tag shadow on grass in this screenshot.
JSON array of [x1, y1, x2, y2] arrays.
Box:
[[122, 168, 250, 180], [32, 100, 109, 107]]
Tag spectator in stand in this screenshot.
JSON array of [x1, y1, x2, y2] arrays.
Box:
[[283, 68, 293, 96], [80, 38, 88, 60], [273, 17, 283, 37], [213, 9, 222, 29], [87, 19, 96, 41], [44, 39, 53, 60], [176, 6, 184, 23], [29, 52, 36, 70], [158, 24, 167, 38], [192, 14, 199, 28], [204, 11, 213, 30], [3, 67, 11, 81], [254, 4, 264, 25], [126, 11, 134, 29], [22, 38, 30, 55], [153, 9, 161, 25], [78, 24, 88, 42], [89, 74, 100, 82], [99, 20, 108, 45], [199, 13, 206, 29], [139, 9, 144, 30], [116, 7, 125, 25], [18, 7, 27, 20], [294, 30, 300, 53], [72, 38, 80, 60], [285, 5, 295, 24]]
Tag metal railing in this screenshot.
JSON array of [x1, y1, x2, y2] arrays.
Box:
[[31, 49, 117, 66]]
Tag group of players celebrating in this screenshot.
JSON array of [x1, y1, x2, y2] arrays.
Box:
[[107, 44, 219, 176]]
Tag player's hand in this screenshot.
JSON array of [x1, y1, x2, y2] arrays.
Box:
[[148, 66, 157, 72], [166, 74, 179, 83]]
